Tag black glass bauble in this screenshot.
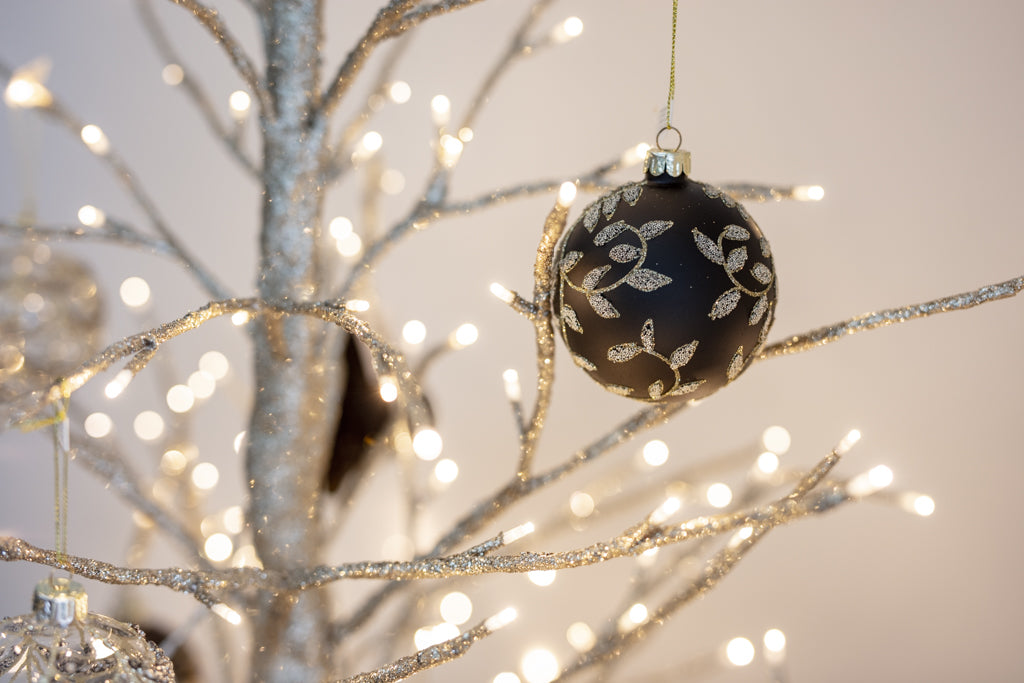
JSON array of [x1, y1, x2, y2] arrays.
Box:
[[553, 160, 777, 402]]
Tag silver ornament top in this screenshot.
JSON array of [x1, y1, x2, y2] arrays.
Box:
[[32, 577, 87, 628], [644, 148, 691, 178]]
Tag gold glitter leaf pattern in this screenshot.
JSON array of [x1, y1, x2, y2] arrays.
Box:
[[751, 262, 773, 285], [626, 268, 672, 292], [639, 220, 673, 239], [693, 229, 724, 265], [648, 380, 664, 400], [725, 247, 748, 274], [724, 225, 751, 241], [669, 340, 698, 369], [594, 221, 628, 246], [605, 384, 633, 397], [749, 295, 767, 326], [710, 288, 742, 319], [560, 250, 583, 273], [727, 346, 745, 381], [622, 183, 643, 205], [668, 380, 705, 397], [562, 304, 583, 333], [608, 342, 642, 363], [609, 244, 641, 263], [601, 193, 620, 218], [582, 265, 611, 291], [588, 293, 619, 318], [572, 353, 597, 371], [583, 204, 601, 231], [641, 318, 655, 352]]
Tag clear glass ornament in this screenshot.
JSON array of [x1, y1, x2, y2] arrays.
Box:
[[0, 244, 104, 402], [0, 577, 175, 682]]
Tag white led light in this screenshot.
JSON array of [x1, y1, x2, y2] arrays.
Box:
[[231, 311, 251, 326], [204, 533, 233, 562], [527, 570, 556, 587], [763, 628, 786, 654], [453, 323, 478, 348], [642, 439, 669, 467], [133, 410, 165, 441], [566, 622, 595, 652], [329, 216, 354, 239], [726, 637, 755, 666], [228, 90, 251, 117], [80, 124, 109, 154], [211, 603, 242, 625], [119, 276, 151, 308], [494, 673, 521, 683], [557, 181, 577, 207], [84, 412, 113, 438], [490, 282, 515, 303], [161, 64, 184, 86], [756, 451, 780, 474], [361, 130, 383, 152], [191, 462, 220, 490], [521, 648, 558, 683], [434, 458, 459, 483], [706, 483, 733, 508], [627, 603, 648, 624], [412, 427, 443, 461], [166, 384, 195, 413], [379, 378, 399, 403], [77, 204, 105, 227], [439, 591, 473, 625], [761, 425, 791, 454], [388, 80, 411, 103], [502, 369, 522, 402], [188, 370, 216, 399], [402, 320, 428, 345]]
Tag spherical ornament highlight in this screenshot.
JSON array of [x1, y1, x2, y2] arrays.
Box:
[[0, 577, 176, 681], [553, 149, 777, 402]]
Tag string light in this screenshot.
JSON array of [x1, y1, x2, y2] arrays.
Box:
[[361, 130, 383, 152], [502, 521, 535, 544], [847, 464, 894, 498], [556, 181, 577, 208], [706, 483, 733, 508], [160, 449, 187, 476], [233, 431, 246, 453], [725, 637, 755, 666], [756, 451, 780, 474], [433, 458, 458, 484], [402, 320, 427, 345], [188, 370, 216, 399], [430, 94, 451, 126], [451, 323, 478, 348], [104, 369, 133, 399], [493, 674, 521, 683], [80, 124, 110, 155], [763, 628, 786, 661], [412, 427, 443, 461], [199, 352, 229, 380], [336, 232, 363, 257], [439, 133, 463, 166], [191, 462, 220, 490], [457, 126, 474, 142], [133, 411, 165, 441], [204, 533, 233, 562], [836, 428, 862, 455], [388, 80, 411, 103], [160, 64, 184, 86], [346, 299, 371, 312], [569, 491, 594, 518], [484, 607, 518, 631], [228, 90, 251, 120], [641, 439, 669, 467], [502, 369, 522, 402], [527, 570, 556, 587], [166, 384, 195, 413], [566, 622, 596, 652], [649, 496, 681, 524], [489, 282, 515, 304], [378, 378, 398, 403], [902, 493, 936, 517], [222, 506, 245, 534], [211, 603, 242, 626], [439, 591, 472, 625], [4, 61, 52, 107], [77, 204, 105, 227], [231, 311, 250, 326], [551, 16, 584, 43], [620, 142, 651, 166], [329, 216, 354, 239], [761, 425, 791, 454], [414, 622, 459, 649], [627, 603, 648, 624], [793, 185, 825, 201], [521, 648, 558, 683], [119, 276, 151, 308], [84, 412, 113, 438]]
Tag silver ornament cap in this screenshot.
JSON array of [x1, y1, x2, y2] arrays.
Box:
[[643, 147, 691, 179], [32, 577, 87, 628]]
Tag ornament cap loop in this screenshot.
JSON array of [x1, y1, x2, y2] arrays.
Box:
[[655, 125, 683, 152], [32, 577, 87, 627], [644, 148, 691, 180]]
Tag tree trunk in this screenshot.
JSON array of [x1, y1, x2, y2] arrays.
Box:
[[247, 1, 332, 680]]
